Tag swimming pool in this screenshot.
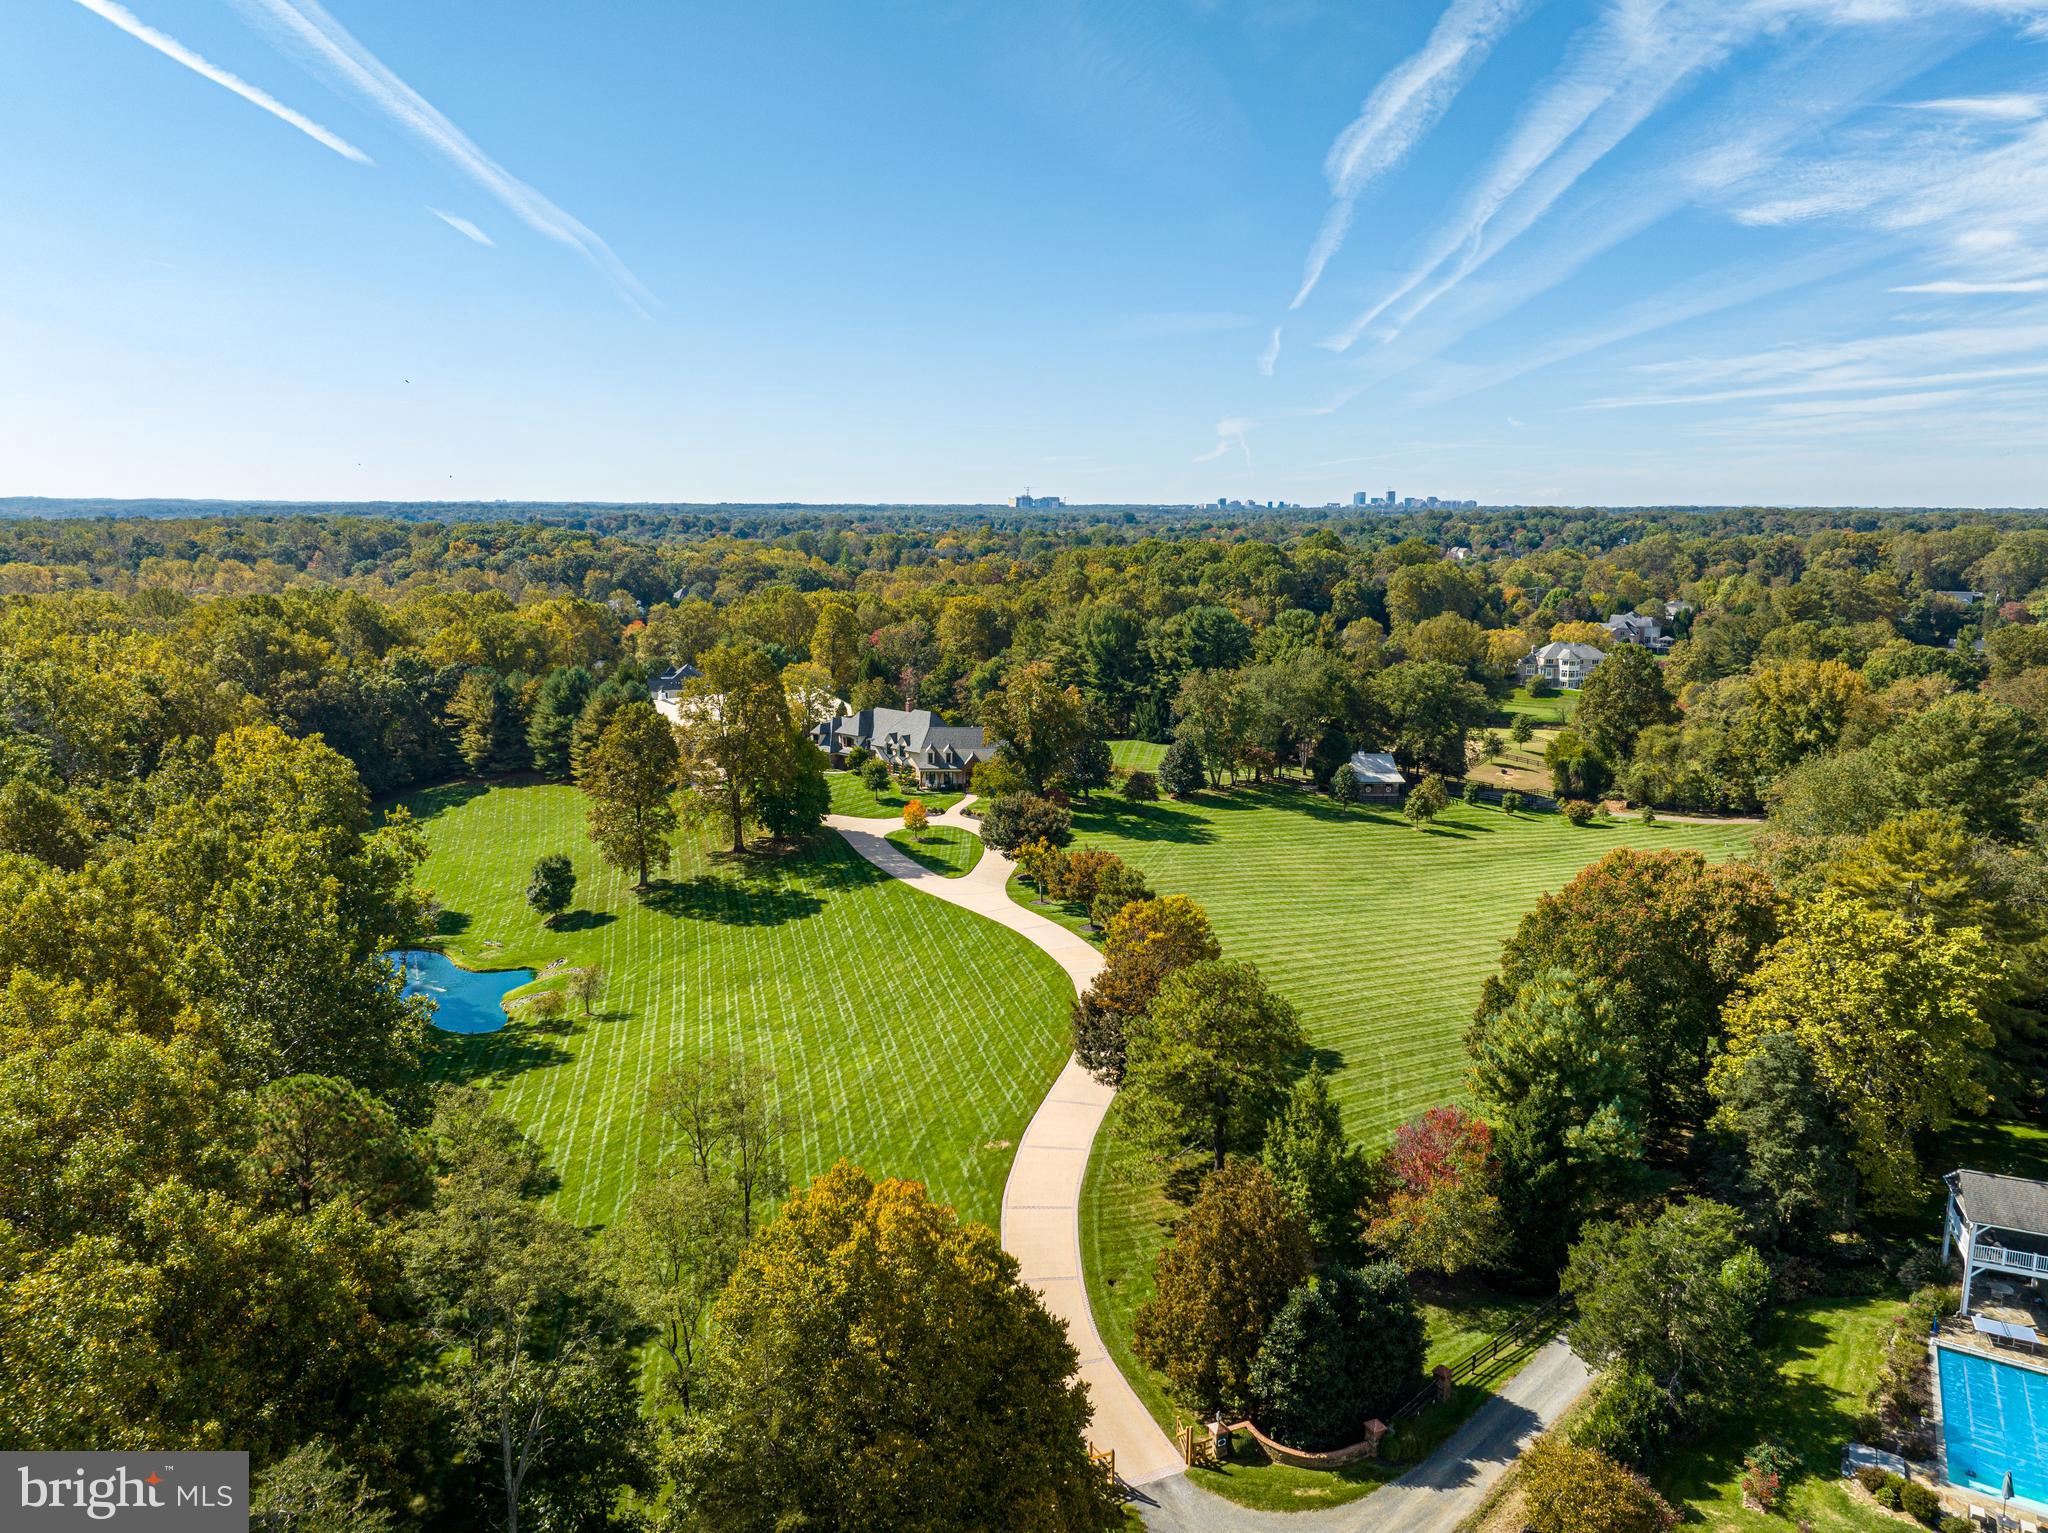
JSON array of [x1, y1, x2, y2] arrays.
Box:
[[391, 948, 533, 1033], [1940, 1343, 2048, 1507]]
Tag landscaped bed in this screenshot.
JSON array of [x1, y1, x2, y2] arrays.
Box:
[[825, 771, 965, 818]]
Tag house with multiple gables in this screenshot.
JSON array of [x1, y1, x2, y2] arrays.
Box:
[[1516, 640, 1607, 690], [1602, 612, 1670, 651], [812, 708, 996, 790]]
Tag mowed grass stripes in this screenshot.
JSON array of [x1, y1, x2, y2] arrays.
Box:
[[1071, 786, 1755, 1148], [1073, 784, 1756, 1436], [403, 782, 1074, 1231]]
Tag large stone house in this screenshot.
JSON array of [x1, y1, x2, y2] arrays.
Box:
[[812, 708, 996, 790], [1517, 641, 1606, 690]]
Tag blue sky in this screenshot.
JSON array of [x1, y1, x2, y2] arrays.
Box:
[[5, 0, 2048, 506]]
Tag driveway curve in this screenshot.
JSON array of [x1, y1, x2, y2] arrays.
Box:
[[827, 801, 1184, 1485], [825, 798, 1591, 1525]]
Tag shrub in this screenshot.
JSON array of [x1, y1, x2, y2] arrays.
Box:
[[1088, 861, 1153, 931], [1520, 1438, 1676, 1533], [1942, 1516, 1978, 1533], [859, 758, 892, 794], [1247, 1263, 1424, 1451], [1872, 1479, 1899, 1509], [1160, 738, 1205, 798], [1899, 1481, 1940, 1524], [1853, 1464, 1888, 1493], [1122, 768, 1159, 803], [1572, 1367, 1671, 1470], [523, 988, 567, 1022], [1561, 798, 1597, 825], [979, 793, 1072, 853], [1462, 779, 1484, 804], [971, 753, 1032, 799], [901, 799, 928, 833], [844, 745, 873, 771], [1500, 789, 1523, 815]]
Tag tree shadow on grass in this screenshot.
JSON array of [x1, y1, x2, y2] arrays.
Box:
[[434, 908, 473, 937], [424, 1021, 575, 1087], [1653, 1304, 1865, 1510], [1071, 801, 1218, 846], [551, 909, 616, 933], [641, 874, 824, 927], [396, 779, 497, 824]]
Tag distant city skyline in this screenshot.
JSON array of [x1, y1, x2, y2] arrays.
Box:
[[5, 1, 2048, 505]]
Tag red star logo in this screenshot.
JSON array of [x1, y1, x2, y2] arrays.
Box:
[[145, 1474, 161, 1485]]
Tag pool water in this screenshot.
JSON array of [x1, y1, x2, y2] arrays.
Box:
[[391, 948, 533, 1034], [1940, 1344, 2048, 1507]]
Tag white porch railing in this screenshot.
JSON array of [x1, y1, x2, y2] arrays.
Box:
[[1975, 1240, 2048, 1279]]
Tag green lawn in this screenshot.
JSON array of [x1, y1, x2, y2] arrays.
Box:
[[1068, 786, 1754, 1147], [1110, 739, 1168, 773], [1068, 784, 1752, 1496], [1499, 686, 1578, 724], [884, 825, 984, 878], [403, 781, 1070, 1230], [1653, 1297, 1904, 1532], [825, 771, 965, 818]]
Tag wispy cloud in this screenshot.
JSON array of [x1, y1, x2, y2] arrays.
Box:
[[1902, 93, 2045, 121], [1892, 276, 2048, 292], [1193, 417, 1255, 465], [1322, 0, 1764, 352], [1291, 0, 1534, 308], [1257, 326, 1283, 377], [429, 208, 493, 246], [67, 0, 369, 163], [234, 0, 652, 312]]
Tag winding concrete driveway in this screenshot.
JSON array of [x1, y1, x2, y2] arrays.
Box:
[[826, 797, 1591, 1526], [827, 799, 1185, 1485]]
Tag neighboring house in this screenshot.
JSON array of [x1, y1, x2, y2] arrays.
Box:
[[1517, 641, 1607, 690], [1346, 750, 1407, 800], [1663, 599, 1695, 620], [813, 707, 996, 789], [1602, 612, 1669, 651], [1938, 589, 1988, 607], [651, 663, 703, 703], [650, 663, 707, 727]]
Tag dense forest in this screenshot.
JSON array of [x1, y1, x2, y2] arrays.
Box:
[[2, 504, 2046, 1529]]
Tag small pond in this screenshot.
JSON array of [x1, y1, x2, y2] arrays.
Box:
[[391, 948, 533, 1034]]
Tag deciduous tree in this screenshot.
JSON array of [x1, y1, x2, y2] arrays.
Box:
[[1125, 960, 1303, 1168], [1713, 889, 1999, 1210], [1247, 1263, 1425, 1451], [524, 852, 575, 926], [665, 1162, 1118, 1533], [580, 701, 680, 889], [1134, 1161, 1310, 1414]]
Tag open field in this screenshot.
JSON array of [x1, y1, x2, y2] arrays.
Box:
[[1068, 784, 1754, 1146], [884, 824, 984, 878], [1111, 739, 1168, 773], [404, 781, 1072, 1230], [824, 771, 964, 818], [1069, 783, 1752, 1486]]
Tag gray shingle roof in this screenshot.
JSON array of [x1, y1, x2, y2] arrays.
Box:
[[815, 708, 994, 766], [1951, 1170, 2048, 1239]]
